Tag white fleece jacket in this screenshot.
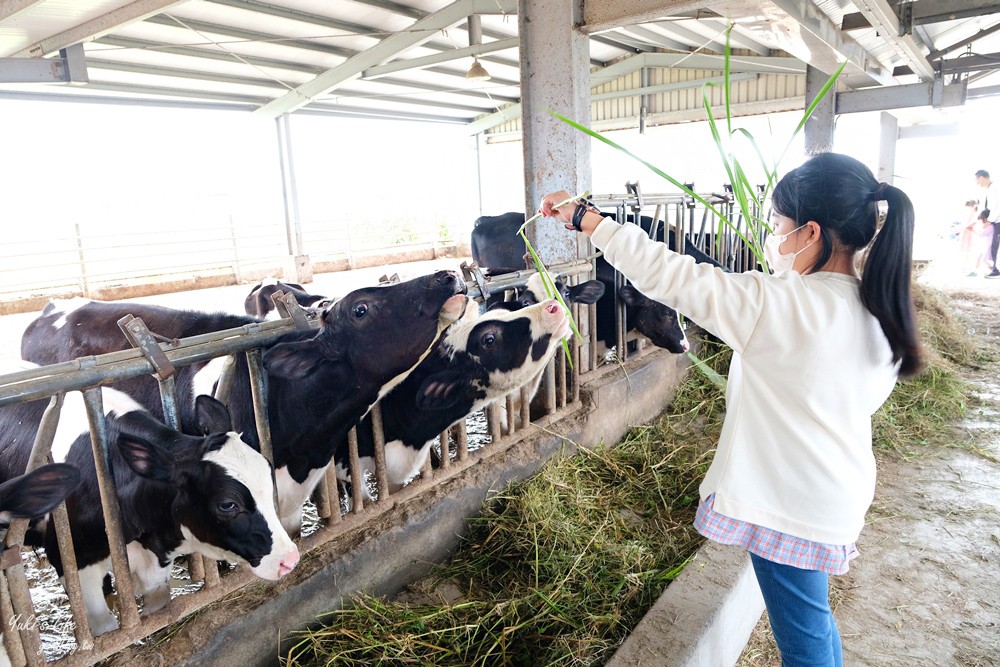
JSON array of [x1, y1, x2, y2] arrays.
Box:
[[591, 218, 898, 544]]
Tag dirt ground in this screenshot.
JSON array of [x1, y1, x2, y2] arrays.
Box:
[[740, 275, 1000, 667]]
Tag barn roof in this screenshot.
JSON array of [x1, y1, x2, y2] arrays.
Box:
[[2, 0, 999, 126]]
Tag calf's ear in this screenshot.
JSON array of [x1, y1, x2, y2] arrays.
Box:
[[618, 285, 644, 306], [415, 371, 469, 411], [264, 340, 329, 379], [0, 464, 81, 519], [195, 395, 234, 434], [117, 436, 174, 483], [568, 280, 605, 304]]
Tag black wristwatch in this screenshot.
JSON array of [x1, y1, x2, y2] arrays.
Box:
[[571, 198, 600, 231]]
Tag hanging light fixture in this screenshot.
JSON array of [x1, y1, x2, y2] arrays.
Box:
[[466, 57, 491, 81], [465, 15, 491, 82]]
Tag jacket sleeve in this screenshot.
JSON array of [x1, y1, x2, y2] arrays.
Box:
[[590, 217, 766, 353]]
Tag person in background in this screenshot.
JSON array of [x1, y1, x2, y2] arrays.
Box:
[[540, 152, 922, 667], [957, 199, 982, 276], [974, 208, 996, 278], [974, 169, 1000, 278]]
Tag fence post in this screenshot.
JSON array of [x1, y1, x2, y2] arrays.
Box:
[[75, 222, 90, 298]]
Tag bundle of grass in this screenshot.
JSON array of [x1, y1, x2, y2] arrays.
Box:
[[281, 341, 731, 667]]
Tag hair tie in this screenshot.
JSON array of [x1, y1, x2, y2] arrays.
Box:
[[872, 182, 890, 201]]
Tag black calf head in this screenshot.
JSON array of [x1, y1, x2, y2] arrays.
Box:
[[618, 285, 689, 354], [263, 270, 468, 391]]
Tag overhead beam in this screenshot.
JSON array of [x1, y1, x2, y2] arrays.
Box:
[[618, 25, 695, 54], [254, 0, 517, 117], [583, 1, 708, 34], [650, 20, 725, 54], [589, 52, 804, 89], [711, 0, 892, 86], [362, 37, 518, 78], [7, 0, 186, 58], [0, 43, 88, 83], [0, 0, 44, 21], [850, 0, 935, 80], [466, 71, 758, 134], [927, 21, 1000, 60], [845, 0, 1000, 29], [835, 79, 967, 113]]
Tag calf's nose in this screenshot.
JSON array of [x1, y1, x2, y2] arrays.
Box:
[[279, 548, 300, 577]]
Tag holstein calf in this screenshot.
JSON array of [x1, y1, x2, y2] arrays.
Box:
[[243, 279, 332, 320], [0, 391, 298, 636], [20, 271, 468, 535], [338, 296, 571, 492], [0, 463, 80, 666], [470, 212, 726, 355]]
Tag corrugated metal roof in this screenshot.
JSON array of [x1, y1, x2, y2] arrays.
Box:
[[2, 0, 999, 126]]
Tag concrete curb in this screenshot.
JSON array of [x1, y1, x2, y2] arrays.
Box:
[[607, 541, 765, 667]]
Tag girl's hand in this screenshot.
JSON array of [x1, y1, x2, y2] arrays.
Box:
[[539, 190, 576, 229]]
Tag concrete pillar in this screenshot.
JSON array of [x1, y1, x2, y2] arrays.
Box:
[[804, 65, 835, 155], [519, 0, 592, 264], [878, 111, 898, 185]]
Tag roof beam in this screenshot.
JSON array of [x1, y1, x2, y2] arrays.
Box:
[[616, 25, 694, 54], [0, 0, 44, 21], [254, 0, 517, 116], [850, 0, 935, 80], [845, 0, 1000, 29], [709, 0, 893, 86], [589, 53, 804, 89], [7, 0, 186, 58], [926, 20, 1000, 60], [0, 43, 88, 82], [835, 79, 966, 113], [467, 71, 760, 134], [650, 21, 725, 55], [362, 37, 518, 78]]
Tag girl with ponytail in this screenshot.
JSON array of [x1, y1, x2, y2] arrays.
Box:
[[539, 152, 922, 666]]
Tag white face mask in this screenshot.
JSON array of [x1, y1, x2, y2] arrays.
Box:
[[764, 224, 815, 274]]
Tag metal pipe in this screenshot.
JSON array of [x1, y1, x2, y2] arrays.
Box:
[[348, 428, 364, 513], [81, 387, 141, 630], [371, 404, 389, 501]]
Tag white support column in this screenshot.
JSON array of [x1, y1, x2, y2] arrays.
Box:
[[275, 114, 312, 283], [804, 65, 836, 155], [519, 0, 592, 264], [878, 111, 897, 185]]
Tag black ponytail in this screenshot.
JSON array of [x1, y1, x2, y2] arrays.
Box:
[[772, 153, 923, 377], [860, 185, 923, 377]]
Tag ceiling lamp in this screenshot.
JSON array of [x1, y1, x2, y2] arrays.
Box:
[[466, 57, 491, 82]]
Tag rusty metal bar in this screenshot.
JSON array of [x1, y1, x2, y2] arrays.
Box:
[[188, 554, 205, 584], [156, 375, 181, 431], [212, 354, 238, 410], [0, 573, 26, 667], [439, 427, 451, 470], [504, 395, 516, 436], [370, 405, 389, 501], [50, 502, 95, 651], [557, 349, 568, 409], [486, 403, 501, 444], [203, 560, 221, 589], [314, 470, 333, 521], [519, 386, 530, 429], [347, 428, 364, 514], [81, 387, 141, 631], [543, 362, 556, 416], [456, 420, 469, 462]]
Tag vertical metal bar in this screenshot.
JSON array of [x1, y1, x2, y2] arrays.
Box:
[[314, 471, 332, 521], [456, 420, 469, 462], [50, 502, 95, 650], [348, 428, 364, 513], [0, 574, 26, 667], [519, 386, 531, 428], [212, 354, 238, 410], [27, 394, 63, 470], [188, 553, 205, 583], [276, 114, 303, 257], [245, 348, 276, 502], [81, 387, 141, 630], [203, 559, 221, 589], [557, 348, 568, 408], [324, 467, 342, 523], [571, 335, 581, 404], [371, 405, 390, 500], [439, 427, 451, 470], [504, 394, 516, 435], [157, 375, 181, 431], [75, 221, 90, 297], [486, 404, 501, 444], [544, 360, 556, 415], [615, 204, 628, 361]]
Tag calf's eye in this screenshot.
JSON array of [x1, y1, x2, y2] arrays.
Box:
[[352, 303, 369, 319], [481, 332, 497, 348], [217, 500, 238, 514]]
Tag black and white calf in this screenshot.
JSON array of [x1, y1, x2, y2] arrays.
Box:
[[0, 390, 298, 636], [0, 463, 80, 665], [470, 212, 729, 355], [20, 271, 468, 535], [243, 279, 332, 320], [338, 296, 571, 491]]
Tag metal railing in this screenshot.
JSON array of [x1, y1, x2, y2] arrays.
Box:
[[0, 187, 759, 665]]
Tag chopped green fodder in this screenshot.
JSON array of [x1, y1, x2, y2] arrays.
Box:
[[283, 286, 982, 667]]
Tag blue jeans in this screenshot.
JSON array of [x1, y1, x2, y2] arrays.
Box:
[[749, 553, 843, 667]]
